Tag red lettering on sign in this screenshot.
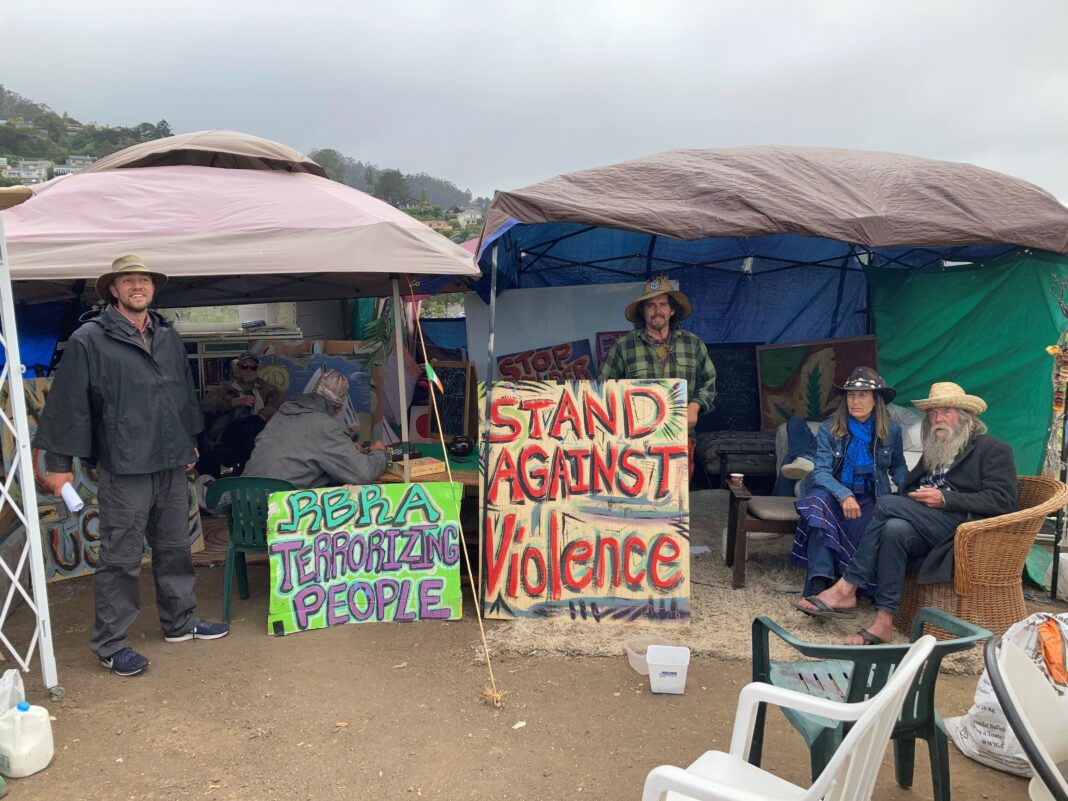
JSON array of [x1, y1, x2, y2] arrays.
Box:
[[624, 387, 667, 438]]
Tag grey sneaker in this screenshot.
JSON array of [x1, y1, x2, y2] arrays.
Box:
[[781, 457, 815, 481], [164, 620, 230, 643], [100, 647, 150, 676]]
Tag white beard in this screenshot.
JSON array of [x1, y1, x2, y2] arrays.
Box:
[[921, 419, 973, 470]]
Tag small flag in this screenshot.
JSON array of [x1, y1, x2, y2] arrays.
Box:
[[424, 363, 444, 394]]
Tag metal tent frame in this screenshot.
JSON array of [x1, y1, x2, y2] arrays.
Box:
[[0, 211, 60, 699]]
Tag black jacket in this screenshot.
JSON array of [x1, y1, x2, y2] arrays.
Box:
[[904, 433, 1019, 584], [34, 305, 202, 476]]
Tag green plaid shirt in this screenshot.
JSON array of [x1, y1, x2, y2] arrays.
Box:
[[598, 329, 717, 415]]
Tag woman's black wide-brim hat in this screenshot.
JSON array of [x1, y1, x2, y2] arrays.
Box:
[[833, 366, 896, 403]]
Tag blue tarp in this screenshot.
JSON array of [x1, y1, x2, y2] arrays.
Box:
[[472, 223, 1019, 344], [0, 302, 70, 375], [420, 319, 467, 351]]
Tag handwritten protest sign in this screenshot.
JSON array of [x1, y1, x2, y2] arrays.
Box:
[[267, 482, 464, 635], [497, 339, 594, 381], [482, 379, 689, 623]]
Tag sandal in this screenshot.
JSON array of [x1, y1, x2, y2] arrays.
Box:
[[855, 627, 889, 646], [791, 596, 858, 620]]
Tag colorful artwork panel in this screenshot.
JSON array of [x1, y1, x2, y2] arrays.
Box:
[[756, 336, 879, 430]]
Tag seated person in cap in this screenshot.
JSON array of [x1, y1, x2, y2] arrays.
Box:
[[196, 352, 284, 477], [795, 381, 1018, 645], [243, 369, 390, 489]]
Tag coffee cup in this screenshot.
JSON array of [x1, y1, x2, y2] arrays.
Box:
[[729, 472, 744, 486]]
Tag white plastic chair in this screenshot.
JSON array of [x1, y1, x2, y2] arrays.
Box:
[[984, 638, 1068, 801], [642, 634, 936, 801]]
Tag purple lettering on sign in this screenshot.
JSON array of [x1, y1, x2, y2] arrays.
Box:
[[295, 545, 316, 585], [347, 581, 375, 621], [293, 585, 325, 629], [418, 578, 449, 619], [375, 578, 401, 621], [326, 583, 348, 627], [269, 539, 304, 593]]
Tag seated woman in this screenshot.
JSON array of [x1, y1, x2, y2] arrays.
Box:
[[790, 367, 907, 614]]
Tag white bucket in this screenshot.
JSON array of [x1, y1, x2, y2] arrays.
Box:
[[646, 645, 690, 694], [624, 635, 669, 675], [0, 701, 54, 778]]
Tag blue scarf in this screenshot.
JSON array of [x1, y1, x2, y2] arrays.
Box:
[[840, 416, 875, 488]]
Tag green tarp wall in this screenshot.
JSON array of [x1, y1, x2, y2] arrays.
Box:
[[869, 252, 1068, 476]]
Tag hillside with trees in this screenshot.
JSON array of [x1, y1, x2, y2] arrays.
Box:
[[1, 86, 490, 219], [307, 147, 489, 211]]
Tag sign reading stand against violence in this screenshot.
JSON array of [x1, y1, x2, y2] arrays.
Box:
[[482, 379, 690, 622], [266, 482, 464, 635]]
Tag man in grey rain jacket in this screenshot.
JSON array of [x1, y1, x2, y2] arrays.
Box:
[[243, 369, 389, 488], [34, 255, 229, 678]]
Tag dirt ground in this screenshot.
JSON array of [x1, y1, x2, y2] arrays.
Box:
[[5, 561, 1042, 801]]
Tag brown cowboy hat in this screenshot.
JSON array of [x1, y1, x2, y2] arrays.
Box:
[[833, 366, 896, 403], [95, 254, 168, 300], [624, 276, 692, 324], [912, 382, 987, 416]]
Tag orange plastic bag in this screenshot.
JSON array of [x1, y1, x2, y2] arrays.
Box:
[[1038, 618, 1068, 686]]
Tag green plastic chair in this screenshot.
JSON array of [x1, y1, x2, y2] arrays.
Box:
[[205, 476, 296, 623], [749, 607, 990, 801]]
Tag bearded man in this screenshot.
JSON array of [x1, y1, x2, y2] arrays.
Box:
[[795, 382, 1018, 644], [599, 277, 716, 478]]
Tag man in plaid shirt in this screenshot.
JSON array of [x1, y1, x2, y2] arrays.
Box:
[[599, 277, 716, 476]]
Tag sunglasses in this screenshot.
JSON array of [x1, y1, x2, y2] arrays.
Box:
[[238, 363, 258, 370]]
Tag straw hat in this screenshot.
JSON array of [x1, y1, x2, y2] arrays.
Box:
[[833, 366, 896, 403], [912, 382, 987, 416], [96, 254, 168, 299], [313, 369, 349, 407], [624, 276, 692, 324]]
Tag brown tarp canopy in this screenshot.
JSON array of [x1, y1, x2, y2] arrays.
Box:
[[81, 129, 328, 177], [481, 145, 1068, 254]]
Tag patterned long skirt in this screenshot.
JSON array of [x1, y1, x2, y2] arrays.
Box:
[[788, 488, 876, 598]]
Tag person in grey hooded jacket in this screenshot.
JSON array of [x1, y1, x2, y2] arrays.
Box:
[[243, 369, 389, 488]]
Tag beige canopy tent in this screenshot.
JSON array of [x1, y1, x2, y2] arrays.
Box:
[[0, 131, 480, 696], [2, 130, 479, 306]]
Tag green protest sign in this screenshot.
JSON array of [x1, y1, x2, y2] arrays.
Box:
[[266, 482, 464, 635]]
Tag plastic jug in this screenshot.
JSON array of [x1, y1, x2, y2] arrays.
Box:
[[0, 701, 54, 777]]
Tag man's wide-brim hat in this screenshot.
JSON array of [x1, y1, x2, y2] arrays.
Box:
[[96, 254, 168, 299], [833, 366, 896, 403], [912, 382, 987, 416], [624, 276, 692, 324]]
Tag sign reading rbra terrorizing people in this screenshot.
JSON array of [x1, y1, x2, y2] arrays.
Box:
[[483, 379, 690, 622], [266, 482, 464, 635]]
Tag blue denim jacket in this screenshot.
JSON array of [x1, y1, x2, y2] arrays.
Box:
[[799, 417, 908, 503]]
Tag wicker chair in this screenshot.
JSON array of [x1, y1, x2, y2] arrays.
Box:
[[895, 475, 1068, 637]]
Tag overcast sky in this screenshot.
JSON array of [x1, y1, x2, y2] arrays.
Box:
[[3, 1, 1067, 201]]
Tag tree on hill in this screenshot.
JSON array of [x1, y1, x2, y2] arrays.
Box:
[[155, 119, 173, 138], [0, 85, 50, 120], [373, 169, 410, 206], [308, 147, 348, 182]]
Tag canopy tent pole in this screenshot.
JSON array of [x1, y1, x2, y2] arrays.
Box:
[[391, 276, 410, 483], [478, 243, 499, 598], [1053, 413, 1067, 601], [0, 212, 60, 698]]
